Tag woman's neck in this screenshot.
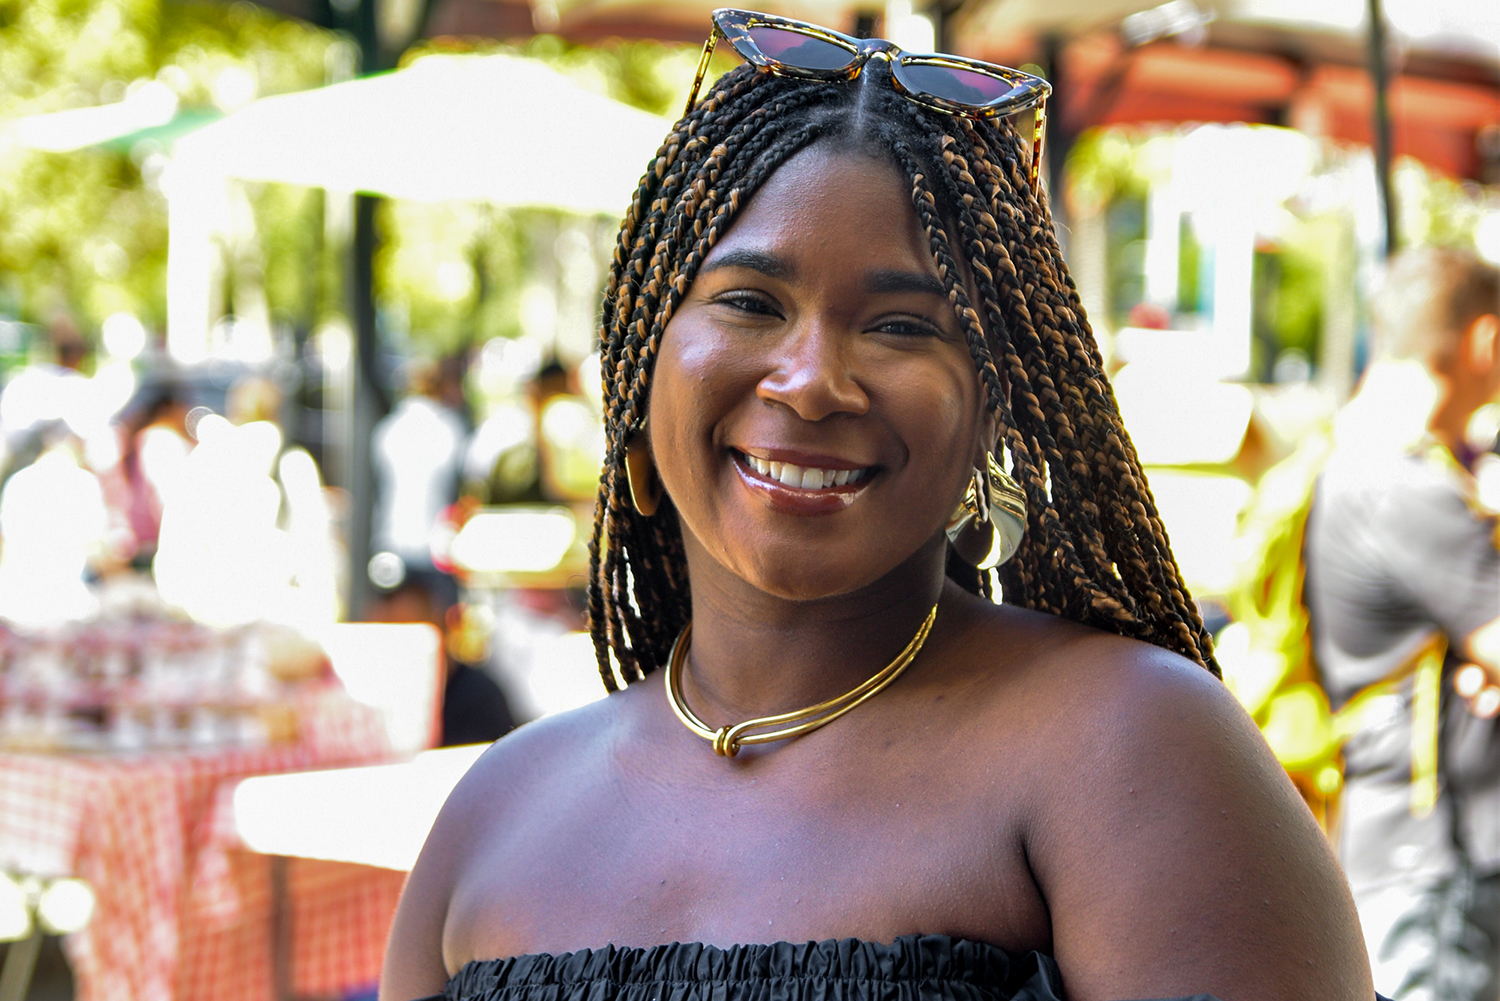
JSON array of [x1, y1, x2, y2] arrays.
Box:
[[674, 533, 950, 723]]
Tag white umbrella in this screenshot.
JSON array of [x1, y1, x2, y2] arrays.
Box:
[[172, 51, 671, 213], [958, 0, 1231, 37], [959, 0, 1500, 61], [166, 52, 671, 361], [551, 0, 875, 34], [1233, 0, 1500, 62], [4, 81, 181, 153]]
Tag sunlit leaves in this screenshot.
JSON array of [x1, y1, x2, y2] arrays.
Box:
[[0, 0, 332, 335]]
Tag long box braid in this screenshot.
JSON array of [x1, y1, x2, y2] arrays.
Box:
[[588, 62, 1217, 690]]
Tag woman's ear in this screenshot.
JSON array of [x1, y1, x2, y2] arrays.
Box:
[[976, 406, 1001, 467], [1462, 313, 1500, 404], [1468, 313, 1500, 372]]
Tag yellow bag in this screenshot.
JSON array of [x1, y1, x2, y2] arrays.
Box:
[[1222, 429, 1444, 830]]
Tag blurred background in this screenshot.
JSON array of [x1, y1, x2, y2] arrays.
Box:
[[0, 0, 1495, 999]]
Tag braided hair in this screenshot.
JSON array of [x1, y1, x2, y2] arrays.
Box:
[[587, 61, 1217, 690]]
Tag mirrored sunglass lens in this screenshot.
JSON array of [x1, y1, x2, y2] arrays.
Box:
[[747, 26, 857, 71], [901, 63, 1017, 104]]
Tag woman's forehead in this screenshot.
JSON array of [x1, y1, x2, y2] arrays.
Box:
[[699, 144, 940, 282]]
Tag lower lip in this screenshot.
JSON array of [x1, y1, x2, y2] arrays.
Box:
[[731, 452, 872, 515]]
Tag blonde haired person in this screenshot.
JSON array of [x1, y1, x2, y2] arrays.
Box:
[[1305, 247, 1500, 1001]]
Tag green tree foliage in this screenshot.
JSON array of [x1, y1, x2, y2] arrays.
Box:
[[1394, 157, 1492, 251], [379, 199, 524, 356], [374, 34, 707, 359], [0, 6, 705, 360], [410, 32, 714, 119], [1068, 124, 1498, 382], [0, 0, 333, 338], [1065, 127, 1151, 209]]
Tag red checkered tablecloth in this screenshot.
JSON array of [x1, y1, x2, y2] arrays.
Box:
[[0, 684, 405, 1001]]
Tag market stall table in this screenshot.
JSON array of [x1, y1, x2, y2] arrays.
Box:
[[229, 743, 489, 872], [215, 744, 490, 1001], [0, 685, 401, 1001]]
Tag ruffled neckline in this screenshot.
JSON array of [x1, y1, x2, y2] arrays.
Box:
[[433, 933, 1223, 1001], [450, 935, 1018, 990]]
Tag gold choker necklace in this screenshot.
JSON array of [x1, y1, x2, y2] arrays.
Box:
[[664, 604, 939, 757]]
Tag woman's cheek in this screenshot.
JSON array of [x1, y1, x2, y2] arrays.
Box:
[[648, 318, 740, 502], [896, 366, 980, 453]]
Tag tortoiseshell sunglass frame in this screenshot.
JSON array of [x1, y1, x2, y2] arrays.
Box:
[[684, 7, 1053, 194]]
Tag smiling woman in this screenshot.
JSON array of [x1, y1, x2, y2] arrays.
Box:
[[379, 10, 1380, 1001], [647, 147, 995, 605]]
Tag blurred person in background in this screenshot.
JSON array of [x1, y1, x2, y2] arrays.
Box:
[[371, 353, 512, 744], [1304, 247, 1500, 1001], [225, 372, 283, 426], [0, 421, 108, 626], [461, 359, 554, 505], [367, 566, 513, 746], [0, 312, 92, 479], [463, 355, 603, 506], [96, 380, 195, 569], [529, 357, 603, 503], [372, 357, 468, 577]]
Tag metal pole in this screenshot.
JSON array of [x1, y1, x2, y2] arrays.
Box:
[[0, 930, 43, 1001], [1042, 34, 1069, 238], [347, 192, 383, 621], [1366, 0, 1397, 257], [344, 0, 390, 621], [269, 855, 293, 1001], [929, 0, 956, 54]]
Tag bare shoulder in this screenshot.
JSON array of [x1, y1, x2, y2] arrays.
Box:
[[444, 690, 628, 823], [1007, 608, 1254, 755], [958, 603, 1372, 1001], [951, 599, 1279, 776], [378, 689, 639, 1001]]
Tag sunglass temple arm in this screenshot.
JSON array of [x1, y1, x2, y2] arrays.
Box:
[[685, 29, 722, 118], [1029, 97, 1047, 195]]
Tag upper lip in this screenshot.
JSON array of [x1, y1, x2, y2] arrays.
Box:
[[735, 446, 874, 471]]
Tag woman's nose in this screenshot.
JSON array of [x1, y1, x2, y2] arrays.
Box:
[[755, 321, 870, 422]]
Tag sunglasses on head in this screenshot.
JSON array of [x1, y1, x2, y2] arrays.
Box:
[[685, 8, 1053, 194]]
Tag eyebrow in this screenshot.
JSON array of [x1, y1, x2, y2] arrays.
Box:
[[696, 252, 948, 299], [698, 248, 794, 280], [865, 269, 948, 298]]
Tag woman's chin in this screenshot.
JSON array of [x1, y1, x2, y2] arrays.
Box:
[[714, 545, 911, 605], [679, 495, 948, 605], [746, 573, 872, 603]]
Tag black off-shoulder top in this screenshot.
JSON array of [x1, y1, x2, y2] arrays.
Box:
[[416, 934, 1238, 1001]]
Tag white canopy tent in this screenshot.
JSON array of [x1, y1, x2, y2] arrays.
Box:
[[165, 52, 671, 359], [959, 0, 1500, 55], [5, 81, 183, 153]]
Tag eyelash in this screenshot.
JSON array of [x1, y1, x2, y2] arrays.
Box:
[[875, 317, 942, 339], [712, 292, 942, 339], [716, 291, 779, 316]]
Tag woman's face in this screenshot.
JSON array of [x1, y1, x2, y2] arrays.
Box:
[[648, 143, 990, 601]]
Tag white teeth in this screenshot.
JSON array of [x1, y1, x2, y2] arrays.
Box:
[[741, 453, 869, 490]]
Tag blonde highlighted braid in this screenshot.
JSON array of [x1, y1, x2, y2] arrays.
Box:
[[587, 62, 1216, 690]]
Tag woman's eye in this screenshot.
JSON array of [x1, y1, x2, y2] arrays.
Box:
[[714, 292, 781, 317], [873, 316, 943, 339]]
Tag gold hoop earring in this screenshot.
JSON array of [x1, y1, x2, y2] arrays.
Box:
[[624, 421, 662, 517], [946, 454, 1026, 569]]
